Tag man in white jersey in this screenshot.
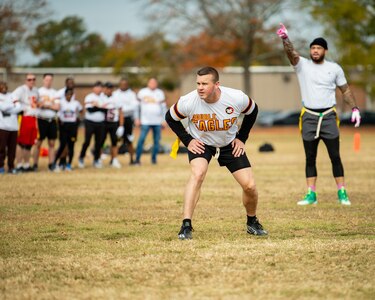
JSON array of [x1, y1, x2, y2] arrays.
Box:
[[0, 81, 22, 174], [165, 67, 267, 239], [55, 77, 75, 100], [277, 23, 361, 206], [135, 78, 167, 165], [113, 78, 138, 165], [100, 82, 124, 168], [12, 73, 39, 172], [78, 81, 106, 169], [33, 73, 60, 171], [54, 88, 82, 171]]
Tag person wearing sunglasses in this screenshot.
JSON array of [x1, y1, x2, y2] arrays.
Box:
[[12, 73, 40, 172]]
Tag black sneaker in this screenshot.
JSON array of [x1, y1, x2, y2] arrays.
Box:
[[178, 223, 193, 240], [247, 217, 268, 236]]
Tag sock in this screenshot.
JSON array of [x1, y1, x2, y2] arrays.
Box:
[[182, 218, 192, 228], [247, 215, 257, 225], [23, 163, 30, 169], [308, 185, 316, 192], [337, 183, 345, 190]]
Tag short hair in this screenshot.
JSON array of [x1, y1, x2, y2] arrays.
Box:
[[197, 67, 219, 82], [65, 77, 74, 84], [93, 81, 103, 87], [43, 73, 54, 78], [104, 82, 114, 88]]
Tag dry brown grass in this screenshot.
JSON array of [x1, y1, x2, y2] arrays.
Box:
[[0, 126, 374, 299]]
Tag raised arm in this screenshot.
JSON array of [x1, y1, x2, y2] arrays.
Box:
[[277, 23, 300, 66]]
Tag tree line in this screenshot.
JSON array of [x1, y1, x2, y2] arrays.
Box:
[[0, 0, 373, 96]]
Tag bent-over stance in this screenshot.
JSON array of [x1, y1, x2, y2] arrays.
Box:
[[165, 66, 268, 240]]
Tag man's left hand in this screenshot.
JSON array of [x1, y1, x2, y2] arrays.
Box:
[[232, 138, 246, 157], [351, 108, 361, 128]]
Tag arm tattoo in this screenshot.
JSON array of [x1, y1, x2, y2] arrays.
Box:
[[338, 84, 357, 108], [282, 38, 300, 66]]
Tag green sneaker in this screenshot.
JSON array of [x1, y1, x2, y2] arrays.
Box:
[[338, 187, 351, 206], [297, 188, 317, 205]]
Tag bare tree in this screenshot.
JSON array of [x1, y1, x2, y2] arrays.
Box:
[[0, 0, 48, 68], [146, 0, 285, 95]]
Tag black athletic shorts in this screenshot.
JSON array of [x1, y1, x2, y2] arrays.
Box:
[[37, 118, 58, 140], [188, 143, 251, 173]]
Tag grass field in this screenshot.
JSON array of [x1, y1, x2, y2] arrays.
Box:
[[1, 126, 374, 299]]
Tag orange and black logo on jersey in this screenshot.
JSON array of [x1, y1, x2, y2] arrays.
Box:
[[225, 106, 234, 114]]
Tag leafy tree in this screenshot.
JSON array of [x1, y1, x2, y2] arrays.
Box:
[[0, 0, 47, 68], [102, 32, 180, 89], [302, 0, 375, 98], [145, 0, 286, 96], [27, 16, 107, 67]]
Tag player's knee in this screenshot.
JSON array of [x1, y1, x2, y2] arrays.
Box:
[[305, 157, 316, 167], [191, 169, 206, 183], [329, 154, 341, 165], [243, 181, 257, 194]]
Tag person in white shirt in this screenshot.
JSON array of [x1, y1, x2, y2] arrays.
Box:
[[277, 23, 361, 206], [135, 78, 167, 165], [0, 81, 22, 174], [12, 73, 39, 172], [100, 82, 124, 168], [165, 67, 267, 239], [112, 78, 138, 165], [55, 77, 75, 101], [78, 81, 105, 169], [33, 73, 60, 171], [54, 88, 82, 171]]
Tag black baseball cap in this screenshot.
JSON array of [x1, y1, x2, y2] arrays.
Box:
[[310, 37, 328, 50], [104, 82, 114, 88]]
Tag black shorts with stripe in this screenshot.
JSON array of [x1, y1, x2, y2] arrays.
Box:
[[188, 143, 251, 173]]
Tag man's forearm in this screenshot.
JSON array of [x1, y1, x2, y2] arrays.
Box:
[[282, 38, 300, 66], [339, 84, 357, 108]]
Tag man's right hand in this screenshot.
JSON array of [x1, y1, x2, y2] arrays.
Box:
[[277, 23, 288, 39], [188, 139, 205, 154]]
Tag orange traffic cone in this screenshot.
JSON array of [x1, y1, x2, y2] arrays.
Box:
[[353, 132, 360, 153]]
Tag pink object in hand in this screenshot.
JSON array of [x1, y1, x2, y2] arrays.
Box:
[[351, 108, 361, 128], [277, 23, 288, 39]]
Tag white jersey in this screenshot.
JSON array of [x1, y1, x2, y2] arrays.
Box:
[[58, 98, 82, 123], [137, 87, 166, 125], [37, 86, 59, 119], [170, 86, 255, 147], [11, 85, 39, 116], [113, 88, 138, 118], [0, 92, 22, 131], [101, 93, 121, 123], [84, 92, 105, 122], [294, 56, 347, 109]]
